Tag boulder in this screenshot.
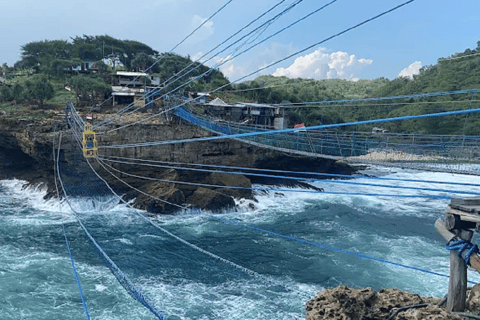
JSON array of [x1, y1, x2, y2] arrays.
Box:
[[467, 284, 480, 310], [186, 187, 235, 212], [134, 181, 185, 214], [305, 286, 458, 320], [204, 172, 253, 199]]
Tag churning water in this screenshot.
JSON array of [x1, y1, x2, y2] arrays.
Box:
[[2, 167, 480, 320]]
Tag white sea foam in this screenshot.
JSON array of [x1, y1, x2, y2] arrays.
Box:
[[95, 284, 108, 292], [228, 167, 480, 221], [134, 275, 312, 320]]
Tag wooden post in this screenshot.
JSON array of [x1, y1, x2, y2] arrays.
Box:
[[447, 228, 473, 312], [435, 218, 475, 312]]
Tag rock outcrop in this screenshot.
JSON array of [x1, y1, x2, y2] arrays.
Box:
[[186, 187, 236, 212], [204, 172, 253, 199], [0, 105, 357, 214], [305, 286, 467, 320], [135, 181, 186, 214]]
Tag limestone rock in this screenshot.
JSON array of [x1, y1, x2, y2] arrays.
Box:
[[204, 172, 253, 199], [305, 286, 458, 320], [467, 284, 480, 311], [134, 181, 185, 214], [186, 187, 235, 212]]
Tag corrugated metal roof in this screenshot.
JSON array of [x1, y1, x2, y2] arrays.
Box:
[[116, 71, 149, 77]]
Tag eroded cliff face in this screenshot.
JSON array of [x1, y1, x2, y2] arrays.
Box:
[[0, 116, 57, 187], [0, 111, 356, 213]]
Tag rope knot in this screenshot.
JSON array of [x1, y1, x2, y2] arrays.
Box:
[[445, 239, 479, 266]]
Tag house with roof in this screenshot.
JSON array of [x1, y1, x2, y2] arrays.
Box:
[[111, 71, 161, 106], [197, 98, 289, 130]]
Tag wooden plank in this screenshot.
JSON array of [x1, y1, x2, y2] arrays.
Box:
[[449, 204, 479, 214], [451, 198, 480, 207], [446, 207, 480, 224]]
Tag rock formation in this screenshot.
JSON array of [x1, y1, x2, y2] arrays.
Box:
[[0, 105, 357, 213], [305, 285, 480, 320]]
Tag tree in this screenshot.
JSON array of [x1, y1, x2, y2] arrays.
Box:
[[131, 52, 154, 71], [18, 40, 72, 68], [31, 76, 54, 105], [70, 75, 111, 104], [12, 83, 24, 103], [0, 86, 12, 102]]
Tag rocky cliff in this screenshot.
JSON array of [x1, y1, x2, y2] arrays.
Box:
[[0, 106, 356, 213], [305, 285, 480, 320]]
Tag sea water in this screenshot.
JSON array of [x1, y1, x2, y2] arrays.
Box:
[[2, 167, 480, 320]]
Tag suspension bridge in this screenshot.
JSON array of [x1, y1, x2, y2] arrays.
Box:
[[170, 102, 480, 175]]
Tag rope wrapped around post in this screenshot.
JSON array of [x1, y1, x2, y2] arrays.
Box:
[[446, 239, 480, 267]]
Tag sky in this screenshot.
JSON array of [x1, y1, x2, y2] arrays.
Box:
[[1, 0, 479, 82]]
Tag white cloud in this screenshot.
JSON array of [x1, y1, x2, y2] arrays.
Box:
[[187, 15, 214, 44], [398, 61, 422, 79], [273, 48, 373, 81]]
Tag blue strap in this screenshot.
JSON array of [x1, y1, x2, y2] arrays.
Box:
[[212, 216, 479, 285], [445, 239, 479, 266], [63, 224, 91, 320]]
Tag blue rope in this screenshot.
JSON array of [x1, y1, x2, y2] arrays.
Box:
[[445, 239, 480, 266], [95, 0, 236, 110], [213, 216, 478, 285], [56, 136, 168, 320], [98, 158, 479, 197], [276, 89, 480, 106], [75, 214, 168, 320], [63, 224, 91, 320], [101, 155, 480, 188], [154, 0, 334, 101], [98, 0, 415, 134], [103, 107, 480, 149], [95, 0, 309, 128]]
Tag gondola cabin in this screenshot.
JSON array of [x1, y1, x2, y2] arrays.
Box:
[[82, 123, 98, 158]]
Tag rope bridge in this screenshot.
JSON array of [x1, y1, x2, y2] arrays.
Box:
[[171, 105, 480, 175]]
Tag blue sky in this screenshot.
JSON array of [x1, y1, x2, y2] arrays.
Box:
[[1, 0, 479, 81]]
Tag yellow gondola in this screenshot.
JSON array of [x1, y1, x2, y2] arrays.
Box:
[[82, 123, 98, 158]]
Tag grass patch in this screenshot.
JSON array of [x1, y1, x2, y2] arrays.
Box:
[[6, 75, 77, 106], [0, 103, 25, 113], [46, 78, 77, 105]]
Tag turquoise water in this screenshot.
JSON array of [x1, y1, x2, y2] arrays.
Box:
[[2, 167, 480, 319]]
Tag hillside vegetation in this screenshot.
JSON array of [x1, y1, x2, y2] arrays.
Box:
[[0, 35, 229, 107], [1, 36, 480, 134], [217, 41, 480, 135]]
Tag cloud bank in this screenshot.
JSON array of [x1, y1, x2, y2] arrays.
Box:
[[273, 48, 373, 81], [398, 61, 422, 79]]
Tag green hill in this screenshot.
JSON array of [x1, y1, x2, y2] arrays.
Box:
[[217, 41, 480, 135]]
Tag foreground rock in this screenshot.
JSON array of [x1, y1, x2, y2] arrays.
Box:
[[305, 286, 466, 320]]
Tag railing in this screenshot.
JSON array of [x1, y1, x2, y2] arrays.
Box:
[[172, 106, 480, 174]]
